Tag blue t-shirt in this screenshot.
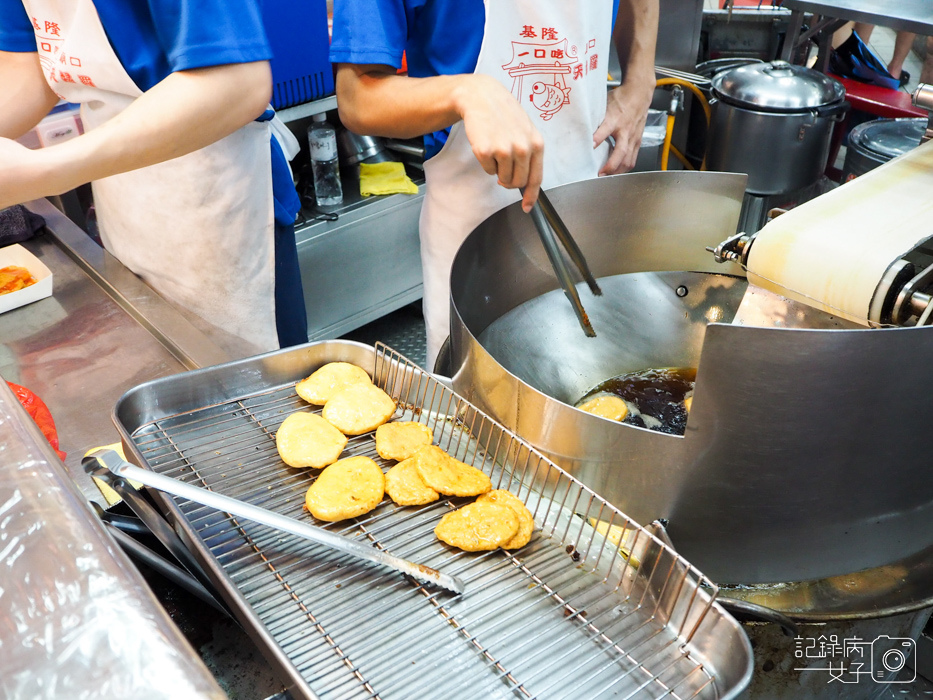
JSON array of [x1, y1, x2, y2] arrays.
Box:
[[0, 0, 300, 224], [330, 0, 620, 158]]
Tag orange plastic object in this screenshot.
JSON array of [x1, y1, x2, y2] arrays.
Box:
[[7, 381, 66, 460]]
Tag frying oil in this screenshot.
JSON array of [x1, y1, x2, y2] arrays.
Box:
[[575, 368, 696, 436]]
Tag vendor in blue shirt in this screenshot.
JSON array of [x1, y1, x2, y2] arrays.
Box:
[[332, 0, 659, 366], [0, 0, 307, 357]]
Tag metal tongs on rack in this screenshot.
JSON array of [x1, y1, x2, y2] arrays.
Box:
[[85, 448, 465, 595], [523, 188, 602, 336]]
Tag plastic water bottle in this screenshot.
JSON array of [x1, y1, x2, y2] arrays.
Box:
[[308, 113, 343, 207]]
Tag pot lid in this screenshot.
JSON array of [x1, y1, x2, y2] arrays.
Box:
[[849, 118, 926, 159], [712, 60, 845, 111]]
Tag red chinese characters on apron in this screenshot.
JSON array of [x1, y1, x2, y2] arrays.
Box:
[[420, 0, 614, 367], [22, 0, 279, 357]]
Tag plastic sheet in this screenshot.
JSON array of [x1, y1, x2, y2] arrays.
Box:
[[0, 379, 225, 700]]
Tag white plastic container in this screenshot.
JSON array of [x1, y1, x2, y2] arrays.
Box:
[[0, 244, 53, 314], [15, 103, 83, 150], [632, 109, 667, 172]]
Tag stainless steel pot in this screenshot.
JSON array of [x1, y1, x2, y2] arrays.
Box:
[[842, 117, 926, 182], [448, 170, 933, 586], [705, 60, 848, 195], [686, 58, 764, 165]]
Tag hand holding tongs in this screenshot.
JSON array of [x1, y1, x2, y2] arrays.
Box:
[[86, 449, 464, 595], [522, 188, 602, 337]]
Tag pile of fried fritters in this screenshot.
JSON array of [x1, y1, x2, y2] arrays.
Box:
[[276, 362, 533, 552]]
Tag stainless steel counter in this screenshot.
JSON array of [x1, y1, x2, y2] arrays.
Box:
[[0, 199, 234, 503], [296, 175, 425, 340], [782, 0, 933, 35]]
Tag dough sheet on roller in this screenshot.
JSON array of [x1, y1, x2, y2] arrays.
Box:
[[745, 139, 933, 325]]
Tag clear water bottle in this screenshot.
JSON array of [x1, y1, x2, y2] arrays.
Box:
[[308, 113, 343, 207]]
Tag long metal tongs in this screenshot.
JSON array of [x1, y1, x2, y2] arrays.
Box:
[[86, 449, 465, 595], [524, 188, 602, 337]]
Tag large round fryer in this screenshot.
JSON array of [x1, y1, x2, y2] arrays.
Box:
[[448, 170, 933, 585]]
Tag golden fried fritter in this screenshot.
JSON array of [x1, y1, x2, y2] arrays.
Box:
[[275, 412, 348, 468], [435, 502, 519, 551], [385, 457, 439, 506], [296, 362, 372, 405], [413, 445, 491, 497], [322, 382, 397, 435], [375, 421, 434, 461], [578, 395, 629, 421], [304, 456, 385, 522], [477, 490, 534, 549]]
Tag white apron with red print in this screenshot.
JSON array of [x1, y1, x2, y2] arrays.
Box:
[[420, 0, 614, 366], [21, 0, 279, 357]]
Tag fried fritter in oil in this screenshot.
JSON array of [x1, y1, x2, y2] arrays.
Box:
[[578, 395, 629, 421]]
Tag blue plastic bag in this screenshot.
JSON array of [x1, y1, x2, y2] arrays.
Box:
[[830, 30, 900, 90]]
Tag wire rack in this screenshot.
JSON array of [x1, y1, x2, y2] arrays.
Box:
[[121, 343, 736, 700]]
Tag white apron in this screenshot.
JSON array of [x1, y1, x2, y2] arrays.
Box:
[[23, 0, 279, 357], [420, 0, 614, 367]]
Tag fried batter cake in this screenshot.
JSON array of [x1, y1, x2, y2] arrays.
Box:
[[578, 395, 629, 421], [296, 362, 372, 405], [305, 455, 385, 522], [375, 421, 434, 461], [477, 490, 534, 549], [322, 383, 397, 435], [435, 502, 519, 551], [275, 412, 348, 468], [385, 456, 439, 506], [413, 445, 491, 497]]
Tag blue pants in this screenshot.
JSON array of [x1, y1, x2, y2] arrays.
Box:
[[274, 221, 308, 348]]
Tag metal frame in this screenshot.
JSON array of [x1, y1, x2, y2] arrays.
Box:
[[111, 341, 752, 700]]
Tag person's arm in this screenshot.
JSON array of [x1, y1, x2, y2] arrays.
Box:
[[0, 50, 59, 139], [0, 60, 272, 209], [594, 0, 659, 175], [336, 64, 544, 212]]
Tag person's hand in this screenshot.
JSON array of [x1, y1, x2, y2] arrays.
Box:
[[593, 74, 656, 176], [456, 74, 544, 212], [0, 137, 54, 209]]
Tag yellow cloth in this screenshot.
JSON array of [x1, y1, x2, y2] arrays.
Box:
[[85, 442, 142, 506], [359, 162, 419, 196]]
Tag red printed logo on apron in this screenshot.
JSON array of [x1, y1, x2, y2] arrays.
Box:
[[501, 25, 599, 121]]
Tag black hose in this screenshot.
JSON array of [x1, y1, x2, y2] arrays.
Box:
[[104, 522, 230, 617], [90, 501, 151, 536]]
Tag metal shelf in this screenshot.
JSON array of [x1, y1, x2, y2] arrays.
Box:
[[277, 95, 338, 123]]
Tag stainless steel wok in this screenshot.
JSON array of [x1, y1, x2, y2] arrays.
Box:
[[448, 170, 933, 586]]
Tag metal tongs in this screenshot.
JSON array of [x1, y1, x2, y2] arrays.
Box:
[[524, 188, 602, 336], [86, 448, 465, 595]]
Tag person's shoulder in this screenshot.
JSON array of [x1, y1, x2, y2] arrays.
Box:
[[0, 0, 37, 52]]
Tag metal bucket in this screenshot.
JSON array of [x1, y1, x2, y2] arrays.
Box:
[[842, 117, 927, 182], [448, 170, 933, 586]]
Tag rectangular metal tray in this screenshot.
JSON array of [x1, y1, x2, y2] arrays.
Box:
[[113, 340, 752, 700]]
